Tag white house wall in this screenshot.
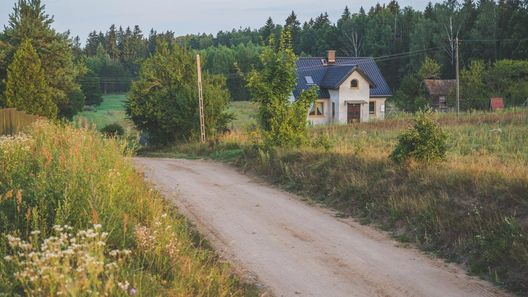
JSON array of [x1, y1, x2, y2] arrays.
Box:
[[329, 90, 340, 123], [369, 97, 387, 121], [338, 71, 370, 123]]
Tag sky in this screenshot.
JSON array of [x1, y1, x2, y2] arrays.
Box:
[[1, 0, 435, 43]]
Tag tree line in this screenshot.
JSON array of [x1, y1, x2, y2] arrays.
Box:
[[83, 0, 528, 109], [181, 0, 528, 109], [1, 0, 528, 121]]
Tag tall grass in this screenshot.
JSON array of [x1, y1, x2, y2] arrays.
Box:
[[167, 109, 528, 294], [0, 121, 256, 296]]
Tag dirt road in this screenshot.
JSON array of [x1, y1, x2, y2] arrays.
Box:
[[134, 158, 511, 297]]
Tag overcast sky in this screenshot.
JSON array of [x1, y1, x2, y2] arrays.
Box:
[[1, 0, 435, 42]]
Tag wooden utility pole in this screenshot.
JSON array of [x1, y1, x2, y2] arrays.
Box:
[[455, 37, 460, 115], [196, 54, 206, 143]]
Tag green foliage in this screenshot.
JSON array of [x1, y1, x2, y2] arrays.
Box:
[[5, 39, 57, 118], [127, 43, 232, 144], [247, 29, 316, 147], [488, 60, 528, 106], [391, 110, 448, 164], [459, 60, 489, 110], [79, 68, 103, 106], [393, 57, 441, 112], [59, 87, 86, 120], [417, 56, 441, 80], [201, 42, 261, 101], [85, 43, 132, 94], [1, 0, 84, 118], [100, 122, 125, 137]]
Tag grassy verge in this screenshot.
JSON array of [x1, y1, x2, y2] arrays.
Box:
[[0, 121, 258, 296], [152, 109, 528, 294]]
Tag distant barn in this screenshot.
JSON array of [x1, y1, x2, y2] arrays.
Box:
[[424, 79, 456, 112]]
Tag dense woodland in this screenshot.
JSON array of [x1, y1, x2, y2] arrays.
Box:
[[1, 0, 528, 118]]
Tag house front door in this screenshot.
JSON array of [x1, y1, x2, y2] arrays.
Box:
[[347, 103, 361, 123]]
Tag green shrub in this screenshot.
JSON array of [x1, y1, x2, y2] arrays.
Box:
[[100, 122, 125, 137], [390, 110, 448, 164], [127, 42, 232, 145]]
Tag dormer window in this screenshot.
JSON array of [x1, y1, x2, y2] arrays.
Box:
[[350, 79, 359, 88]]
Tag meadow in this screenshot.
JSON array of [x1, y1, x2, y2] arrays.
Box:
[[75, 94, 133, 131], [0, 121, 257, 296], [154, 104, 528, 294]]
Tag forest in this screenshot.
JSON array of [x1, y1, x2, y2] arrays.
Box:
[[1, 0, 528, 117]]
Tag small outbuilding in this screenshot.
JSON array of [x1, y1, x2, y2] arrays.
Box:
[[423, 79, 456, 112], [490, 97, 505, 111]]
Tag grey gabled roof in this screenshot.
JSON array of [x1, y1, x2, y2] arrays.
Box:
[[294, 57, 392, 99], [424, 79, 456, 96]]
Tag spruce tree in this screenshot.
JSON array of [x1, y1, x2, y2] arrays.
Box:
[[2, 0, 84, 118], [5, 39, 57, 118]]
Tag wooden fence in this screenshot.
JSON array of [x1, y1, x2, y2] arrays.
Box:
[[0, 108, 44, 136]]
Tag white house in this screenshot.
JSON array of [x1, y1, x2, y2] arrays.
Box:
[[292, 50, 392, 125]]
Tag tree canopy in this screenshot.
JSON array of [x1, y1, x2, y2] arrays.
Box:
[[127, 43, 232, 144], [247, 30, 316, 147], [0, 0, 84, 118]]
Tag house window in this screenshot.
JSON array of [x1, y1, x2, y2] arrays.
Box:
[[369, 101, 376, 114], [309, 101, 324, 116], [350, 79, 359, 88], [305, 76, 314, 84], [332, 102, 335, 118]]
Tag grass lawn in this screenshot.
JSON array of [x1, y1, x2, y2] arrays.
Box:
[[75, 93, 132, 130], [76, 97, 256, 133]]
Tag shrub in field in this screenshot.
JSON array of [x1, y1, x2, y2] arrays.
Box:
[[101, 122, 125, 137], [390, 110, 447, 164]]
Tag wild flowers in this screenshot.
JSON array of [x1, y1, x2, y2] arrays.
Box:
[[4, 225, 133, 296], [135, 213, 181, 259], [0, 122, 253, 296]]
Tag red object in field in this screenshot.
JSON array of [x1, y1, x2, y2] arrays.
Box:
[[490, 97, 505, 111]]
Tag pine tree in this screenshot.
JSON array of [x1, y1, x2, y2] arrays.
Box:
[[85, 31, 100, 56], [5, 39, 57, 118], [106, 24, 120, 60], [260, 17, 275, 45], [285, 11, 301, 53]]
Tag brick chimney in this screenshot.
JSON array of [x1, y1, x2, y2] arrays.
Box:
[[327, 50, 336, 65]]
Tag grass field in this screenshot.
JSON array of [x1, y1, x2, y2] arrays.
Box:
[[0, 121, 257, 296], [152, 104, 528, 294], [75, 94, 133, 131]]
